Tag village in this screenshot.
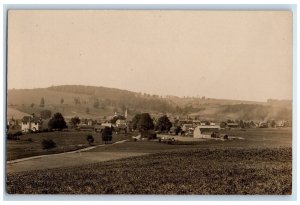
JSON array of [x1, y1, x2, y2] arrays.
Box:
[[6, 107, 291, 143]]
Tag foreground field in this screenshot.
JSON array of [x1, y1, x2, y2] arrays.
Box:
[[6, 131, 131, 160], [7, 147, 292, 194]]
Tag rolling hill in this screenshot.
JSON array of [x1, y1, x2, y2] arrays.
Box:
[[6, 85, 292, 122]]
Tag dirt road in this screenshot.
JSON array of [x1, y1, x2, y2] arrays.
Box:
[[6, 140, 148, 173]]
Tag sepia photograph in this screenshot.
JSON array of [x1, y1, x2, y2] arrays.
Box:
[[5, 9, 293, 195]]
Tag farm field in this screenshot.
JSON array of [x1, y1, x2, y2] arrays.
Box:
[[90, 127, 292, 154], [6, 128, 293, 194], [6, 131, 131, 161], [220, 127, 292, 148], [6, 127, 292, 161], [6, 147, 292, 194]]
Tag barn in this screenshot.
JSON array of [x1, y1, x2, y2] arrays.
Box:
[[193, 125, 221, 138]]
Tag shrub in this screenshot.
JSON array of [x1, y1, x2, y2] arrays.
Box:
[[86, 135, 94, 145], [7, 132, 14, 140], [102, 127, 112, 144], [14, 131, 23, 137], [141, 130, 157, 140], [7, 131, 22, 140], [42, 139, 56, 150], [42, 128, 49, 132], [70, 117, 81, 128]]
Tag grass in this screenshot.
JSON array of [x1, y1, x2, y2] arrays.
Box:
[[6, 127, 291, 161], [6, 147, 292, 194], [90, 127, 292, 154], [6, 131, 131, 161], [220, 128, 292, 148]]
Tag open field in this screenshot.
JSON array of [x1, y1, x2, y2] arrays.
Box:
[[6, 131, 131, 160], [6, 128, 292, 194], [6, 148, 147, 173], [6, 147, 292, 194], [6, 128, 291, 161], [90, 128, 292, 154], [220, 128, 292, 148]]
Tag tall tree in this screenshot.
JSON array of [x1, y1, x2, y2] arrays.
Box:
[[136, 113, 154, 132], [155, 115, 172, 132], [102, 127, 112, 144], [131, 113, 141, 130], [48, 112, 67, 130], [70, 116, 81, 128]]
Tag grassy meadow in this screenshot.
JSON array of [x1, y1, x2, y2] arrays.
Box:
[[6, 131, 131, 161]]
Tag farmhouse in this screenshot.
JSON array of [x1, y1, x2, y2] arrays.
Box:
[[115, 119, 128, 133], [116, 119, 127, 128], [94, 122, 116, 133], [181, 124, 194, 136], [259, 122, 268, 128], [80, 118, 96, 126], [87, 119, 94, 126], [182, 124, 193, 131], [200, 121, 207, 126], [101, 122, 113, 128], [7, 117, 16, 127], [192, 120, 201, 126], [21, 115, 42, 132], [276, 120, 288, 127], [227, 122, 239, 128], [193, 125, 221, 138]]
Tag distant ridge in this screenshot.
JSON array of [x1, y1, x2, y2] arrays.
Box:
[[7, 85, 292, 121]]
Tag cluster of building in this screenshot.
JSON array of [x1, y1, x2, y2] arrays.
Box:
[[7, 109, 291, 134], [7, 111, 129, 133], [7, 114, 47, 133], [167, 118, 291, 139]]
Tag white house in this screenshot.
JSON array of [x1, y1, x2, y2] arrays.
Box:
[[116, 119, 127, 128], [200, 121, 207, 126], [193, 125, 221, 138], [7, 117, 16, 127], [101, 122, 113, 128], [21, 115, 42, 132], [181, 124, 193, 132], [87, 119, 94, 126]]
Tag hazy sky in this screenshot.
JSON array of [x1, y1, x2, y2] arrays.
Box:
[[8, 10, 292, 101]]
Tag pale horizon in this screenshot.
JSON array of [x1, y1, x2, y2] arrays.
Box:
[[8, 10, 293, 102]]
